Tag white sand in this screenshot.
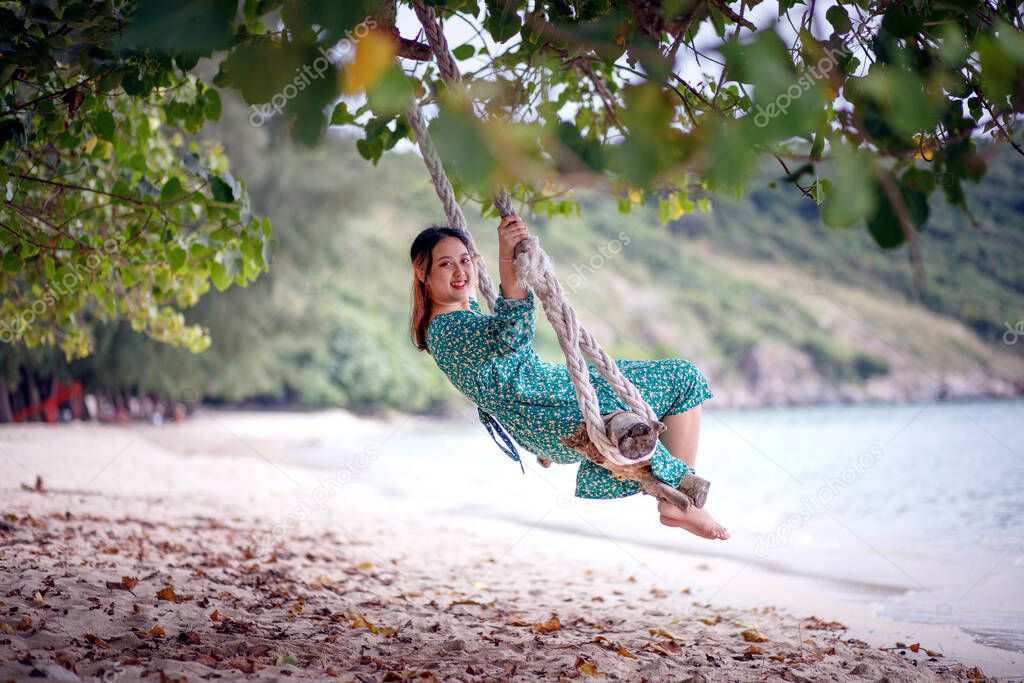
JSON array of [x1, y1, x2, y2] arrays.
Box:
[[0, 412, 1006, 681]]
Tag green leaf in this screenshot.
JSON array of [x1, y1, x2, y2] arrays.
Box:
[[778, 0, 803, 16], [866, 179, 929, 249], [330, 102, 355, 126], [484, 0, 522, 43], [203, 88, 222, 121], [168, 247, 188, 272], [657, 198, 671, 225], [810, 178, 831, 205], [825, 6, 852, 34], [452, 44, 475, 60], [119, 0, 235, 55], [94, 111, 116, 141], [367, 66, 413, 115], [881, 5, 923, 39], [161, 176, 184, 203], [210, 176, 235, 202], [821, 144, 877, 229], [2, 250, 21, 273], [210, 261, 230, 291], [427, 108, 497, 193]]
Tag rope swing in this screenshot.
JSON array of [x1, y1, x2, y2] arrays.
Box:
[[404, 0, 710, 512]]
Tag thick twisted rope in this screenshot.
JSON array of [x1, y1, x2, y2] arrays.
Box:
[[408, 0, 662, 468]]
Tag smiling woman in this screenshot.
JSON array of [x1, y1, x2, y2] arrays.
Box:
[[408, 219, 729, 541]]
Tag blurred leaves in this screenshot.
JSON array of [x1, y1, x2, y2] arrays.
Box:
[[3, 0, 1024, 364], [1, 2, 270, 358]]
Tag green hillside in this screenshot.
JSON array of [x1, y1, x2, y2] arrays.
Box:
[[3, 99, 1022, 413]]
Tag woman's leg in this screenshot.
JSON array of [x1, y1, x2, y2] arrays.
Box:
[[658, 405, 701, 470], [656, 406, 729, 540]]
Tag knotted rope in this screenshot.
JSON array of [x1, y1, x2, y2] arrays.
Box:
[[406, 0, 664, 469]]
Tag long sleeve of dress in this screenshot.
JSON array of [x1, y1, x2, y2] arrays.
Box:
[[486, 284, 535, 353]]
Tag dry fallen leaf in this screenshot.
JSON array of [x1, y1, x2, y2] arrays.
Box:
[[593, 635, 637, 659], [228, 657, 256, 674], [85, 633, 111, 649], [156, 586, 178, 602], [150, 625, 166, 638], [699, 615, 722, 625], [649, 628, 684, 641], [641, 641, 676, 656], [16, 616, 33, 631], [615, 644, 637, 659], [744, 645, 764, 656], [348, 614, 396, 637], [741, 629, 770, 643], [802, 615, 847, 630], [909, 642, 921, 653], [575, 657, 605, 677], [177, 631, 201, 645], [530, 615, 562, 634], [106, 576, 139, 593], [33, 591, 45, 606]]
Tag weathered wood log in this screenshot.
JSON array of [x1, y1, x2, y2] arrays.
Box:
[[562, 409, 710, 513], [604, 409, 664, 460]]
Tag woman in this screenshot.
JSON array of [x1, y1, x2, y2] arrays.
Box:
[[409, 217, 728, 540]]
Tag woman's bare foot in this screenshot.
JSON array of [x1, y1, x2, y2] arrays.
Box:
[[657, 500, 730, 540]]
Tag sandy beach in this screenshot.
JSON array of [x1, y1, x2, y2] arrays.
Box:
[[0, 411, 1009, 682]]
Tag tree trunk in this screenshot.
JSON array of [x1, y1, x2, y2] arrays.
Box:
[[25, 369, 41, 422], [0, 373, 12, 423]]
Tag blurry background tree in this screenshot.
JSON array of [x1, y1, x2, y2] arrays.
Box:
[[1, 0, 1022, 419], [0, 1, 272, 359]]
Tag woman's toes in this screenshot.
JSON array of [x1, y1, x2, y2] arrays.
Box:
[[658, 505, 729, 540]]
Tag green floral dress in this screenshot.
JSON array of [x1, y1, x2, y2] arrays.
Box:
[[427, 285, 713, 499]]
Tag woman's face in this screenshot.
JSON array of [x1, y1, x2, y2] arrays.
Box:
[[423, 236, 476, 307]]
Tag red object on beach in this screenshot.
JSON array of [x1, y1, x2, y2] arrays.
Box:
[[11, 380, 84, 423]]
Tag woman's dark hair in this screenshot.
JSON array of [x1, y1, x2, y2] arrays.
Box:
[[409, 225, 474, 353]]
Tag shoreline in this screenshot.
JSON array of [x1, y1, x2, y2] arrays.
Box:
[[0, 413, 1018, 681]]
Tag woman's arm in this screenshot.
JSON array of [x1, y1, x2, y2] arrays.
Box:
[[496, 214, 529, 300]]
